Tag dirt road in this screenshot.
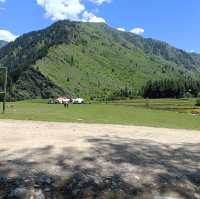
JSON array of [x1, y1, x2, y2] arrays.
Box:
[[0, 119, 199, 198]]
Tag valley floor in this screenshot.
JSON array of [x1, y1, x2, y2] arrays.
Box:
[[0, 120, 199, 198], [0, 99, 200, 130]]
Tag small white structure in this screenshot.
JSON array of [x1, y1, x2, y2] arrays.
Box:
[[55, 97, 71, 104], [55, 97, 84, 104], [72, 98, 84, 104]]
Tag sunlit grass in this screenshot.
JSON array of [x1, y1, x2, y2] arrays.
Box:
[[0, 99, 200, 130]]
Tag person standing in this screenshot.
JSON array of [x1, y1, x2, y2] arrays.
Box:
[[64, 101, 69, 108]]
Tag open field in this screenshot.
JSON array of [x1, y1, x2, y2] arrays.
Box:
[[0, 119, 199, 198], [0, 99, 200, 130]]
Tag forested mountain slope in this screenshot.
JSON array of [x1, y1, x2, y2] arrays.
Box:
[[0, 21, 199, 100]]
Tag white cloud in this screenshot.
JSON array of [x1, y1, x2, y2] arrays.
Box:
[[36, 0, 106, 23], [82, 11, 105, 23], [117, 27, 126, 32], [130, 27, 144, 35], [36, 0, 85, 21], [88, 0, 111, 5], [0, 29, 18, 42], [0, 0, 6, 10]]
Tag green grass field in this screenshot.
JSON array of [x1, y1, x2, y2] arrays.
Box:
[[0, 99, 200, 130]]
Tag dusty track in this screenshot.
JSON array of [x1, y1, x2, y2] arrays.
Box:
[[0, 119, 200, 198]]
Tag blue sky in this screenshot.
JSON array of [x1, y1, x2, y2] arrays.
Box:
[[0, 0, 199, 52]]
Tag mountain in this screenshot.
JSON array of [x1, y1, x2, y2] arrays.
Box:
[[122, 36, 200, 71], [0, 20, 200, 100], [0, 40, 8, 48]]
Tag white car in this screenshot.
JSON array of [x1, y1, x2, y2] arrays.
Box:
[[55, 98, 71, 104], [62, 98, 71, 104], [72, 98, 84, 104], [55, 98, 63, 104]]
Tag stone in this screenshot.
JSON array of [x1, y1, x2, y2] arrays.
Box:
[[39, 176, 52, 184], [44, 187, 51, 192], [34, 184, 40, 188], [10, 188, 29, 199], [34, 189, 45, 199], [72, 189, 81, 196], [9, 188, 45, 199], [154, 196, 178, 199]]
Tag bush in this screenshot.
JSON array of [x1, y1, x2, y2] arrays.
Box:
[[195, 98, 200, 106], [184, 92, 193, 99]]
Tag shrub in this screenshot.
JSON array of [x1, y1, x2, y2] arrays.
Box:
[[195, 98, 200, 106], [145, 100, 150, 108], [184, 92, 193, 98]]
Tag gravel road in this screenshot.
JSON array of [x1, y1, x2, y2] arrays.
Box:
[[0, 119, 199, 199]]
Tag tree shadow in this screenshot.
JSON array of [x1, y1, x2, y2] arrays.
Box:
[[0, 136, 199, 198]]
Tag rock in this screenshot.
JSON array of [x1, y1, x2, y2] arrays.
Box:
[[38, 175, 52, 184], [34, 184, 40, 188], [72, 189, 81, 196], [188, 173, 200, 185], [9, 188, 45, 199], [34, 189, 45, 199], [154, 196, 178, 199], [44, 187, 51, 192], [10, 188, 29, 198], [135, 175, 140, 180]]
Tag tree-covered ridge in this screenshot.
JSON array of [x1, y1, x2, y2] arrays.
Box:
[[115, 31, 200, 72], [0, 20, 200, 100], [0, 21, 80, 82], [0, 21, 80, 100]]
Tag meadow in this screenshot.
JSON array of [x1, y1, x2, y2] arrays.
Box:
[[0, 98, 200, 130]]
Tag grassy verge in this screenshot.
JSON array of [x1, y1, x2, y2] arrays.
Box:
[[0, 99, 200, 130]]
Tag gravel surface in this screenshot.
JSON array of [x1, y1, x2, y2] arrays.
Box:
[[0, 119, 199, 199]]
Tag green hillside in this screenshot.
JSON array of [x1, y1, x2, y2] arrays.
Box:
[[0, 21, 200, 100]]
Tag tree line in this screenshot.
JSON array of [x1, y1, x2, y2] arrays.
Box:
[[142, 77, 200, 98]]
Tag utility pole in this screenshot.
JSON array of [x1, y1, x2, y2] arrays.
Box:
[[0, 67, 7, 114]]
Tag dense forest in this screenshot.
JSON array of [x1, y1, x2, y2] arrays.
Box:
[[142, 77, 200, 99]]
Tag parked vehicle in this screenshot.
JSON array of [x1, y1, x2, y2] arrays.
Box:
[[49, 97, 84, 104], [48, 99, 55, 104], [55, 97, 71, 104], [72, 98, 84, 104]]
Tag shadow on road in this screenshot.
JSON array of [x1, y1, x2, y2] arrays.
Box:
[[0, 136, 199, 198]]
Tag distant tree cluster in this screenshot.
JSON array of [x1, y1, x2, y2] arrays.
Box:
[[107, 87, 135, 100], [142, 77, 200, 98], [89, 87, 136, 102]]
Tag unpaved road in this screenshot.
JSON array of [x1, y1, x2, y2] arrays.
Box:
[[0, 119, 200, 198]]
